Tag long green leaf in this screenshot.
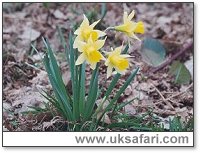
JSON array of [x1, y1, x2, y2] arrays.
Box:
[[104, 73, 121, 99], [87, 69, 99, 118], [42, 39, 74, 120], [98, 67, 139, 122], [121, 44, 129, 54], [57, 26, 70, 64], [110, 67, 139, 109], [42, 38, 72, 103], [84, 66, 99, 120], [101, 3, 107, 19], [68, 32, 80, 120], [116, 97, 138, 111], [43, 54, 73, 120], [79, 63, 86, 117]]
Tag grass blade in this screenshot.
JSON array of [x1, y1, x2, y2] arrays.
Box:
[[104, 73, 121, 99], [122, 44, 129, 54], [57, 26, 70, 64], [116, 97, 138, 111]]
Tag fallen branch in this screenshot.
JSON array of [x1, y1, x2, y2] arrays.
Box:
[[150, 41, 193, 74]]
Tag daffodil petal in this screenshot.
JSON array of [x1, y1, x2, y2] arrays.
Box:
[[123, 11, 128, 23], [115, 68, 125, 75], [74, 29, 80, 35], [76, 41, 86, 52], [120, 54, 132, 58], [94, 38, 106, 50], [114, 46, 123, 55], [128, 10, 135, 20], [115, 24, 127, 32], [103, 51, 110, 55], [73, 37, 79, 49], [87, 36, 94, 44], [105, 59, 110, 66], [75, 53, 86, 65], [90, 63, 97, 70], [107, 65, 113, 78], [101, 54, 106, 60], [73, 36, 83, 49], [130, 33, 141, 41], [90, 19, 100, 28], [80, 14, 90, 28], [93, 30, 106, 37]]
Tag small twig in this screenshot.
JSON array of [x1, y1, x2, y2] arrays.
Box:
[[150, 82, 175, 110], [24, 62, 42, 71], [153, 109, 176, 116], [104, 27, 115, 33], [150, 41, 193, 74], [154, 83, 193, 105], [165, 83, 193, 101], [161, 39, 183, 45]]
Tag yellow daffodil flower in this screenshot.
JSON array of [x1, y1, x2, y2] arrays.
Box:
[[115, 10, 144, 41], [75, 37, 106, 69], [73, 14, 106, 49], [105, 46, 131, 78]]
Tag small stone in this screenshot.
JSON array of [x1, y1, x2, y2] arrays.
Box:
[[20, 27, 40, 41], [124, 85, 132, 96], [125, 104, 136, 115], [53, 10, 67, 20]]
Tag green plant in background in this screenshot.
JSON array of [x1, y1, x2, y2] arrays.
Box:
[[169, 60, 191, 85], [140, 38, 192, 85], [141, 38, 166, 67], [169, 116, 194, 132]]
